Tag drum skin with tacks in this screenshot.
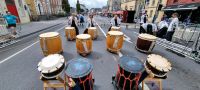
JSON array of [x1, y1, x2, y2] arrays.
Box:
[[111, 26, 121, 31], [106, 31, 124, 53], [39, 32, 63, 56], [88, 27, 98, 40], [136, 34, 157, 53], [37, 54, 65, 79], [139, 54, 172, 83], [65, 58, 94, 90], [76, 34, 92, 56], [65, 27, 76, 41], [112, 56, 145, 90]]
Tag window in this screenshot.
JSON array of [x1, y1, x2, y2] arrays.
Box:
[[5, 0, 15, 5], [152, 0, 155, 6], [149, 10, 153, 17], [174, 0, 178, 3]]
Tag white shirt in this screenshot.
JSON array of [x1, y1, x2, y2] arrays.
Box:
[[140, 14, 147, 24], [158, 21, 168, 29], [110, 17, 121, 26], [68, 16, 78, 26], [86, 18, 96, 28], [141, 23, 157, 32], [167, 18, 179, 32]]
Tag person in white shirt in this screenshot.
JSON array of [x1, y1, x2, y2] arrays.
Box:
[[84, 14, 96, 34], [108, 15, 121, 31], [140, 11, 147, 25], [139, 20, 157, 35], [156, 19, 168, 38], [68, 13, 79, 35], [165, 13, 179, 41]]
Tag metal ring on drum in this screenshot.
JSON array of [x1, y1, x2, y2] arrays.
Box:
[[37, 54, 65, 79], [136, 34, 157, 53], [65, 58, 94, 90], [39, 32, 63, 56]]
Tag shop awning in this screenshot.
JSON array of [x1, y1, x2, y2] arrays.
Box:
[[163, 3, 200, 11]]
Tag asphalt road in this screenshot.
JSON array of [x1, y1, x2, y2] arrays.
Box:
[[0, 16, 199, 90]]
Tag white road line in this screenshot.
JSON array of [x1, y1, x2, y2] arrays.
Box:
[[97, 21, 150, 90], [0, 26, 66, 64], [112, 56, 118, 62]]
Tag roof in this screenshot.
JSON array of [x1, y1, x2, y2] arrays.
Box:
[[164, 3, 200, 11]]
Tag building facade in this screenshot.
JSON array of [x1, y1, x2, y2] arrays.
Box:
[[164, 0, 200, 23], [107, 0, 121, 12], [121, 0, 136, 10], [145, 0, 168, 23]]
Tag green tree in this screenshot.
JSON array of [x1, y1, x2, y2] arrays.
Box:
[[62, 0, 70, 13], [76, 0, 81, 13]]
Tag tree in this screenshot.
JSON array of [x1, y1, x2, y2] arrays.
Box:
[[76, 0, 81, 13], [62, 0, 70, 13]]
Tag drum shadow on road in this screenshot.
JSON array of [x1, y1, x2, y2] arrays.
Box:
[[80, 51, 103, 61], [61, 51, 75, 61], [120, 49, 147, 62]]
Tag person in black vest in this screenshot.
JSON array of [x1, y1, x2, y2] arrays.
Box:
[[83, 14, 96, 34], [108, 15, 121, 31], [156, 18, 168, 38], [68, 13, 79, 35], [139, 20, 157, 35]]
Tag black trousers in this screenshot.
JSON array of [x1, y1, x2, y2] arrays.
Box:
[[139, 26, 146, 34], [84, 28, 88, 34], [71, 25, 79, 35], [165, 31, 175, 41], [157, 27, 168, 38], [108, 26, 112, 32]]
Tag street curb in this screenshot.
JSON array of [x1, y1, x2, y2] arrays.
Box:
[[16, 23, 62, 39], [0, 23, 62, 45]]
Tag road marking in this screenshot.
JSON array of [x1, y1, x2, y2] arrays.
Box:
[[97, 21, 150, 90], [0, 26, 66, 64]]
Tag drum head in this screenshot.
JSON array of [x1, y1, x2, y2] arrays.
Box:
[[88, 27, 96, 30], [65, 58, 93, 78], [119, 56, 144, 73], [147, 54, 172, 72], [111, 26, 120, 29], [138, 34, 157, 41], [65, 27, 75, 29], [38, 54, 65, 73], [76, 34, 91, 39], [108, 31, 123, 36], [39, 32, 59, 38]]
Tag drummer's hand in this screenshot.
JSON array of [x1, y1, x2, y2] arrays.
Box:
[[68, 78, 76, 87]]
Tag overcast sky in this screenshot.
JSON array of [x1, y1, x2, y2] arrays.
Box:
[[69, 0, 107, 9]]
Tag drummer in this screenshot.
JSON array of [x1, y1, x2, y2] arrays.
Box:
[[108, 15, 121, 31], [156, 18, 168, 38], [139, 20, 157, 35], [68, 13, 79, 35], [83, 14, 96, 34]]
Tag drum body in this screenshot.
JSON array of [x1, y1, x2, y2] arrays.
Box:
[[39, 32, 63, 56], [37, 54, 65, 79], [88, 27, 98, 40], [76, 34, 92, 56], [65, 58, 94, 90], [65, 27, 76, 41], [111, 26, 121, 31], [106, 31, 124, 52], [136, 34, 157, 53], [145, 54, 172, 78], [114, 56, 144, 90]]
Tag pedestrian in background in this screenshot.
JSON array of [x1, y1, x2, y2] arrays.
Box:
[[83, 14, 96, 34], [68, 13, 79, 35], [3, 11, 18, 37], [165, 13, 179, 41], [108, 15, 121, 31]]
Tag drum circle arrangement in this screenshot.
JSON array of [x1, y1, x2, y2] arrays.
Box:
[[111, 26, 121, 31], [76, 34, 93, 56], [136, 33, 157, 53], [37, 54, 65, 79], [65, 27, 76, 41], [88, 27, 98, 40], [106, 31, 124, 53], [65, 58, 94, 90], [112, 56, 145, 90]]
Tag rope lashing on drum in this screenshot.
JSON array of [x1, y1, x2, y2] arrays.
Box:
[[113, 36, 120, 48], [82, 41, 88, 53], [116, 65, 142, 90], [42, 38, 48, 52], [67, 72, 93, 90], [68, 30, 71, 40]]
